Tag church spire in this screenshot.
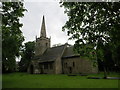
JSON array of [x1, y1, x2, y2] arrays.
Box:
[[40, 15, 46, 38]]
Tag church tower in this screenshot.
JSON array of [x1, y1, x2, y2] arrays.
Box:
[[35, 16, 51, 56]]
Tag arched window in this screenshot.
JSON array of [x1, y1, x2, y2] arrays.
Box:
[[44, 63, 48, 69], [64, 63, 67, 68], [73, 62, 75, 67], [46, 43, 48, 47]]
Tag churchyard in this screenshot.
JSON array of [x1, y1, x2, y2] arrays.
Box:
[[2, 72, 119, 88]]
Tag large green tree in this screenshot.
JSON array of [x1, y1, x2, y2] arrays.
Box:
[[2, 1, 26, 73], [60, 2, 120, 76], [19, 41, 35, 72]]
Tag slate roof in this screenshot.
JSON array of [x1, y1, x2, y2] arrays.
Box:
[[33, 44, 80, 62], [62, 46, 80, 58], [37, 44, 66, 62]]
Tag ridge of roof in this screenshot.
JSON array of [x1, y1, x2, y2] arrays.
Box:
[[38, 44, 66, 62], [62, 46, 80, 58], [50, 44, 66, 49]]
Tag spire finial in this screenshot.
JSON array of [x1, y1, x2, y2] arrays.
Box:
[[40, 15, 46, 37]]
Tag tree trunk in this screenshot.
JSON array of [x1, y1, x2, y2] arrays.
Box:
[[103, 64, 107, 79]]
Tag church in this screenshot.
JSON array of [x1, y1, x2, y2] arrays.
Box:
[[27, 16, 98, 74]]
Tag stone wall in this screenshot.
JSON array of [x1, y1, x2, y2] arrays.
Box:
[[39, 62, 55, 74], [27, 60, 55, 74], [62, 57, 98, 74], [28, 57, 98, 74], [55, 57, 62, 74], [35, 37, 50, 56]]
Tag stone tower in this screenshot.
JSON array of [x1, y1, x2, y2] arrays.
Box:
[[35, 16, 51, 56]]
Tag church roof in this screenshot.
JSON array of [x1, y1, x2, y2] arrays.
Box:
[[38, 44, 66, 62], [62, 46, 80, 59], [33, 44, 80, 62]]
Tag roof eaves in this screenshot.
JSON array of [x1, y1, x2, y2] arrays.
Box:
[[62, 55, 80, 59]]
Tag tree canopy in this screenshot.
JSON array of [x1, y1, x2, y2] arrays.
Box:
[[60, 2, 120, 72], [2, 1, 26, 72], [19, 41, 35, 72]]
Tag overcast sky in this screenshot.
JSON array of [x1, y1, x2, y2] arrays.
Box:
[[20, 1, 75, 46]]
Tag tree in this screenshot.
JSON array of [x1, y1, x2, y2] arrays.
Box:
[[2, 1, 26, 73], [60, 2, 120, 77], [19, 41, 35, 72]]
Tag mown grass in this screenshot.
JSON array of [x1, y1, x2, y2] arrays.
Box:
[[2, 72, 119, 88]]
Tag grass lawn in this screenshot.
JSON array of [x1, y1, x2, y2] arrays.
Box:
[[2, 72, 119, 88]]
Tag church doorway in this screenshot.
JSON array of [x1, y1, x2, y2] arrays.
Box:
[[30, 65, 34, 74], [69, 67, 72, 74]]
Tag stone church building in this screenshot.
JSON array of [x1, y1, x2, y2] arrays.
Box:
[[27, 16, 98, 74]]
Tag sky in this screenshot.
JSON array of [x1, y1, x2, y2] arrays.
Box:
[[20, 1, 75, 47]]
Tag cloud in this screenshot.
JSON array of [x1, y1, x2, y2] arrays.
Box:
[[20, 1, 75, 46]]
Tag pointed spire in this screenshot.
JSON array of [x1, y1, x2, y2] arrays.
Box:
[[40, 15, 46, 38]]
